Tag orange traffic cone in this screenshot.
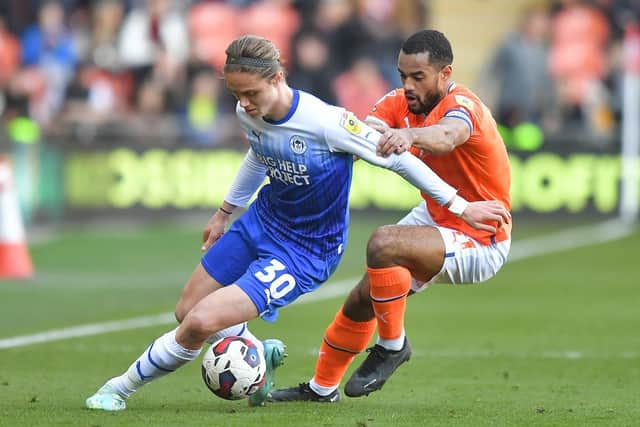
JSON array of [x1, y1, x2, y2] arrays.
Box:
[[0, 155, 34, 279]]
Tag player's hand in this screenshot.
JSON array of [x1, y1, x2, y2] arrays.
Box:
[[460, 200, 511, 233], [201, 211, 230, 251], [377, 128, 412, 157]]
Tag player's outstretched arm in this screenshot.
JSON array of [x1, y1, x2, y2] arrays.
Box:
[[325, 110, 457, 206], [327, 110, 511, 233], [376, 117, 470, 157]]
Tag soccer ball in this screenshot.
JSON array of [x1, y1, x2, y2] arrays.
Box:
[[201, 336, 266, 400]]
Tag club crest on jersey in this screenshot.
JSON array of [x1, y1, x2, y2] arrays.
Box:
[[454, 95, 474, 111], [289, 135, 307, 154], [340, 112, 361, 135]]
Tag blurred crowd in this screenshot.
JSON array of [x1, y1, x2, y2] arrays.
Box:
[[480, 0, 640, 149], [0, 0, 638, 149], [0, 0, 426, 147]]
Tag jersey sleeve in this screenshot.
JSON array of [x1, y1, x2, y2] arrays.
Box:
[[365, 90, 403, 128], [324, 107, 458, 205], [438, 93, 479, 136], [224, 147, 268, 207], [324, 107, 382, 155]]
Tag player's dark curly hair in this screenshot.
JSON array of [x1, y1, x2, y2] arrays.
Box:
[[401, 30, 453, 69]]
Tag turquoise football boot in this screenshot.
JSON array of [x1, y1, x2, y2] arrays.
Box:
[[248, 339, 287, 407], [85, 382, 127, 411]]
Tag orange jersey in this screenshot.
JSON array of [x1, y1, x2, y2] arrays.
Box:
[[368, 84, 511, 245]]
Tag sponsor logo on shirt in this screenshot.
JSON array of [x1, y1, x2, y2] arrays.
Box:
[[255, 153, 311, 186]]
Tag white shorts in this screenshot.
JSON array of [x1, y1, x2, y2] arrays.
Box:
[[397, 201, 511, 292]]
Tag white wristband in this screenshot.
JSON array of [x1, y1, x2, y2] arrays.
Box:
[[448, 195, 469, 217]]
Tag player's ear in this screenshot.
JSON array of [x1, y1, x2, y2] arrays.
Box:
[[440, 64, 453, 80], [270, 70, 284, 86]]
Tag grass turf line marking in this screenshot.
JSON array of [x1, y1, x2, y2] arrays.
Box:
[[0, 219, 634, 350], [508, 219, 633, 262], [0, 278, 355, 350], [0, 313, 176, 350]]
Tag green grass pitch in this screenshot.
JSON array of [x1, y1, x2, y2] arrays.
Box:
[[0, 212, 638, 426]]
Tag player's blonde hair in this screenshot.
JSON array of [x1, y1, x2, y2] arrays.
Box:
[[224, 35, 284, 80]]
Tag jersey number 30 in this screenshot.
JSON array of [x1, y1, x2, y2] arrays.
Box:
[[255, 259, 296, 305]]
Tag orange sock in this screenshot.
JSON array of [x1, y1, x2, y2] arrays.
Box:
[[368, 266, 411, 340], [313, 308, 376, 388]]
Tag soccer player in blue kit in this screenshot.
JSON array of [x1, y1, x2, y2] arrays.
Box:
[[85, 35, 510, 411]]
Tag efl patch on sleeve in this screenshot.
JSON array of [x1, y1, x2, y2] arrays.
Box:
[[340, 111, 362, 135], [454, 95, 474, 111]]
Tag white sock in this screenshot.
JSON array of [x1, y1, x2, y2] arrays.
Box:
[[309, 378, 338, 396], [376, 330, 406, 351], [108, 328, 201, 398], [205, 322, 264, 354]]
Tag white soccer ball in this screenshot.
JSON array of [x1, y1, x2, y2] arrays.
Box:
[[201, 336, 266, 400]]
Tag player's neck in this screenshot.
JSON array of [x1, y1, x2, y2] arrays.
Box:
[[264, 85, 294, 122]]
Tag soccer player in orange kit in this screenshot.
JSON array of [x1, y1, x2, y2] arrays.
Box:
[[269, 29, 512, 402]]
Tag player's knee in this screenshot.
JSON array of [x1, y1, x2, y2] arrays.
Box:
[[366, 226, 396, 267], [182, 310, 217, 340]]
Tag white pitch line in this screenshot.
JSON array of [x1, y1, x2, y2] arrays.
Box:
[[0, 278, 355, 350], [0, 313, 176, 350], [0, 220, 635, 350], [508, 218, 634, 262]]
